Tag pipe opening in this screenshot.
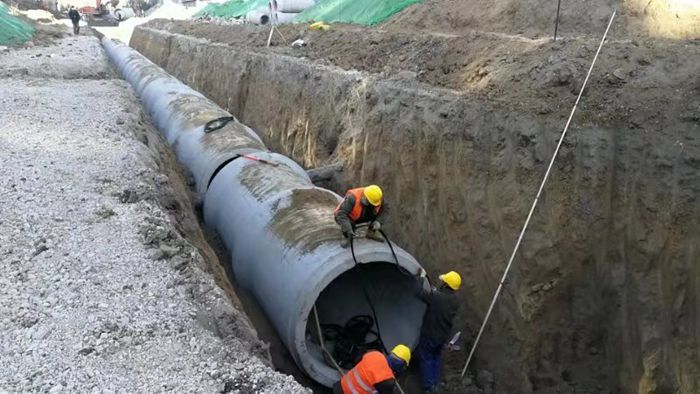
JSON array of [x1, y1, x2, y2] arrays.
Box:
[[305, 262, 425, 381], [260, 15, 270, 25]]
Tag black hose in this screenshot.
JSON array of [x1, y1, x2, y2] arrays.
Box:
[[350, 236, 389, 355], [378, 229, 412, 276], [321, 316, 382, 369], [379, 229, 432, 286]]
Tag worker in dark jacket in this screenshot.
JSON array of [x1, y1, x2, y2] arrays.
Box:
[[68, 6, 81, 35], [334, 184, 388, 248], [333, 344, 411, 394], [415, 270, 461, 393]]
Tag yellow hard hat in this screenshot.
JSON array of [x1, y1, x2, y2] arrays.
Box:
[[390, 344, 411, 366], [363, 185, 383, 206], [439, 271, 462, 290]]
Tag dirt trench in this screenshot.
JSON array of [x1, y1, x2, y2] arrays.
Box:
[[130, 25, 700, 393]]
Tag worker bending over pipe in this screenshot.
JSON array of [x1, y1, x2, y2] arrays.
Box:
[[334, 184, 387, 248], [334, 344, 411, 394]]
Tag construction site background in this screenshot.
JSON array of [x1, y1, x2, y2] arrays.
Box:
[[130, 0, 700, 391], [1, 0, 699, 392]]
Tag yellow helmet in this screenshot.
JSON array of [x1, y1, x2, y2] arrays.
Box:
[[390, 344, 411, 366], [439, 271, 462, 290], [363, 185, 383, 207]]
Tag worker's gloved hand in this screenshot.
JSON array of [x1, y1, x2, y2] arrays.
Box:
[[344, 230, 357, 239], [370, 221, 381, 231]]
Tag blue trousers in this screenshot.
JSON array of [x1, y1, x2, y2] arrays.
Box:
[[416, 338, 444, 392]]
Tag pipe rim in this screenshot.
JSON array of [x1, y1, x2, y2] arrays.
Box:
[[292, 245, 422, 386]]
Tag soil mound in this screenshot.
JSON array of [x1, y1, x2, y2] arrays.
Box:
[[386, 0, 700, 39]]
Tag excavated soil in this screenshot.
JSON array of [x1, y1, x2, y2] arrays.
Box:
[[131, 4, 700, 393], [387, 0, 700, 39], [143, 19, 699, 125]]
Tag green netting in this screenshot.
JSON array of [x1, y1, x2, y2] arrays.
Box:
[[195, 0, 268, 19], [0, 2, 34, 45], [293, 0, 423, 26]]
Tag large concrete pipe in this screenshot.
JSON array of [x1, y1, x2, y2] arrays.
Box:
[[273, 0, 314, 13], [246, 7, 270, 25], [273, 11, 298, 24], [101, 37, 427, 387], [114, 7, 135, 21]]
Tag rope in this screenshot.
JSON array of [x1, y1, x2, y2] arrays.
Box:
[[312, 304, 344, 375], [553, 0, 562, 41], [459, 8, 617, 379]]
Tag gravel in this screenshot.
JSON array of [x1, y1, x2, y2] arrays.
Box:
[[0, 35, 308, 393], [0, 34, 115, 79]]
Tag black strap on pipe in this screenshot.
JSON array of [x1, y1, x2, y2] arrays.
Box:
[[203, 116, 234, 134]]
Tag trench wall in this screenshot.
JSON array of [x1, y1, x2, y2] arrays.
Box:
[[131, 27, 700, 393]]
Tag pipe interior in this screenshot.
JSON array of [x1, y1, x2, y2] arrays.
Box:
[[306, 262, 425, 373]]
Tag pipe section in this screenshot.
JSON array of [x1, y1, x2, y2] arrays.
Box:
[[267, 7, 298, 25], [101, 37, 426, 387], [273, 11, 298, 24], [273, 0, 314, 13], [114, 7, 135, 21], [246, 7, 270, 25]]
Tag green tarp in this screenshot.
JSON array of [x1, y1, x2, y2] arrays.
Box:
[[195, 0, 268, 19], [0, 2, 34, 45], [194, 0, 422, 25], [294, 0, 422, 26]]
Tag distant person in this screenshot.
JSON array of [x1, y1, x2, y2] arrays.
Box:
[[334, 184, 387, 248], [68, 6, 80, 35], [136, 3, 144, 17], [333, 345, 411, 394], [414, 269, 461, 393]]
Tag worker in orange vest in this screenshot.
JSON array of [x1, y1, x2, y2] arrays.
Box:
[[334, 185, 387, 248], [333, 344, 411, 394]]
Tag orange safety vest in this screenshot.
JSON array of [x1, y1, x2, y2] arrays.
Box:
[[334, 188, 381, 222], [340, 351, 394, 394]]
